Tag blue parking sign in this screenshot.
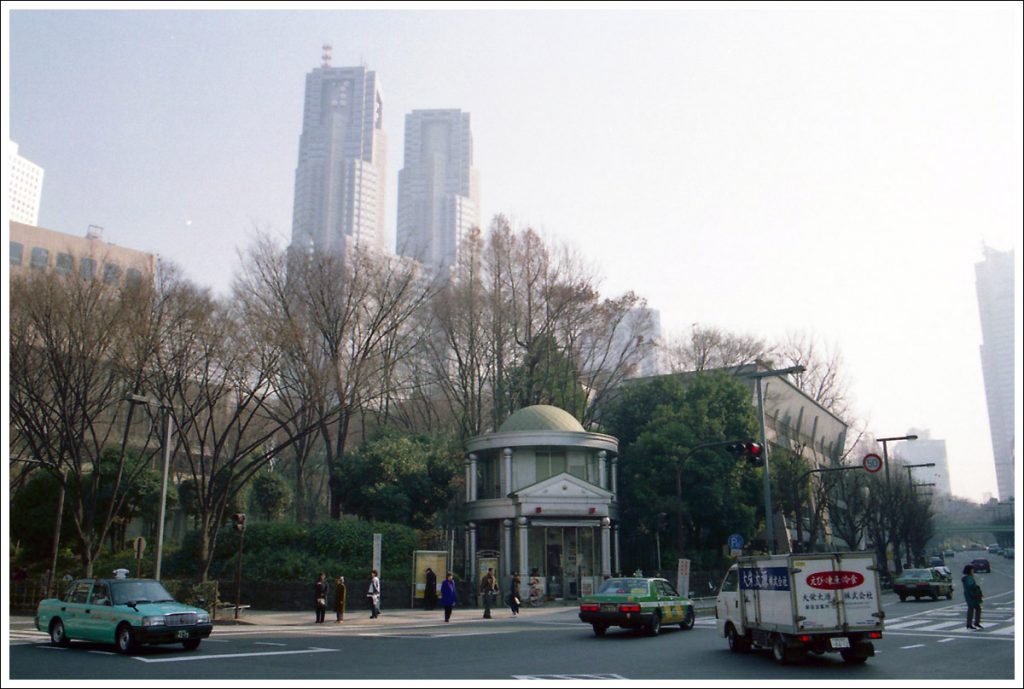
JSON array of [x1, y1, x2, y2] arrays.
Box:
[[728, 534, 744, 550]]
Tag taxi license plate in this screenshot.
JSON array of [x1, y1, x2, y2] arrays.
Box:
[[830, 637, 850, 649], [176, 630, 190, 640], [601, 604, 617, 612]]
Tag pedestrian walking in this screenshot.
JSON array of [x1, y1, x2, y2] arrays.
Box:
[[480, 567, 498, 619], [508, 571, 521, 617], [962, 564, 984, 629], [334, 575, 346, 623], [424, 567, 438, 611], [314, 572, 328, 624], [440, 571, 458, 623], [367, 569, 381, 619]]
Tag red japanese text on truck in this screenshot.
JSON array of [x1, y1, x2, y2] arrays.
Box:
[[715, 552, 885, 664]]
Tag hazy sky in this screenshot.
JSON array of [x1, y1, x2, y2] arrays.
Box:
[[4, 4, 1022, 503]]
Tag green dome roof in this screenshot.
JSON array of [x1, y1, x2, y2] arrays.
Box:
[[498, 405, 585, 433]]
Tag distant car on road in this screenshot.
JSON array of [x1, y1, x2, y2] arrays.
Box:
[[892, 568, 954, 601], [928, 556, 945, 568], [970, 558, 991, 573], [578, 576, 695, 637], [1003, 548, 1014, 559], [35, 578, 212, 653], [942, 549, 955, 559]]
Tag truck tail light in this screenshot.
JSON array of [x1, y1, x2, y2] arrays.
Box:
[[618, 604, 641, 613], [579, 604, 600, 612], [869, 631, 882, 639], [798, 635, 812, 643]]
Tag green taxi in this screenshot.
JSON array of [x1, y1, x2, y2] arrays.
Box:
[[578, 576, 695, 637], [36, 578, 212, 653]]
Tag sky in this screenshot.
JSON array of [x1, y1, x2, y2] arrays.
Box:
[[4, 2, 1022, 504]]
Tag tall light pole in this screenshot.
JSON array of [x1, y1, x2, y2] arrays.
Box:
[[876, 434, 917, 574], [127, 394, 173, 581], [747, 364, 806, 554]]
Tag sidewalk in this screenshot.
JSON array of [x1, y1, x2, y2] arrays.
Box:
[[213, 604, 574, 627]]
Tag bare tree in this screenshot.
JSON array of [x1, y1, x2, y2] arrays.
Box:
[[663, 325, 773, 373], [775, 330, 852, 421]]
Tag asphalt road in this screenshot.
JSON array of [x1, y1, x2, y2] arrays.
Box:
[[7, 552, 1017, 682]]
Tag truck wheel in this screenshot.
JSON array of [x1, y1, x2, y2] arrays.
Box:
[[771, 635, 791, 664], [115, 623, 136, 654], [679, 608, 695, 630], [592, 624, 607, 637], [646, 612, 661, 636], [49, 619, 70, 647], [727, 625, 750, 653], [841, 648, 868, 664]]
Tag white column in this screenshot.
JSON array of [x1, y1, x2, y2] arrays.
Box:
[[503, 448, 513, 497], [600, 517, 612, 578], [468, 521, 477, 593], [465, 458, 473, 502], [517, 517, 529, 584], [469, 453, 478, 502], [613, 524, 621, 575], [610, 457, 618, 499], [598, 450, 607, 489], [502, 519, 513, 579]]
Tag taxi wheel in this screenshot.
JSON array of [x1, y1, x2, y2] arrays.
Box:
[[646, 612, 661, 636], [946, 590, 953, 600], [898, 594, 907, 602], [679, 608, 695, 630], [182, 639, 201, 651], [592, 624, 607, 637], [930, 592, 938, 601], [115, 623, 136, 654], [49, 619, 70, 647]]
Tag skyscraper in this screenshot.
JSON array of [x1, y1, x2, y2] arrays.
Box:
[[974, 245, 1015, 501], [396, 109, 479, 271], [8, 141, 44, 226], [290, 59, 387, 255]]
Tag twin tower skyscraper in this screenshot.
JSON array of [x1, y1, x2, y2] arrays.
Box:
[[290, 60, 479, 272]]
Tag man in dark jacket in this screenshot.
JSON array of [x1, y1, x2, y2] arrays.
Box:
[[424, 568, 438, 611], [962, 564, 983, 629], [314, 572, 328, 624], [480, 568, 497, 619]]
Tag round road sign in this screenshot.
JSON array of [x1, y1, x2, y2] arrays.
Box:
[[863, 453, 883, 473]]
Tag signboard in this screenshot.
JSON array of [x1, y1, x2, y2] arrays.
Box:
[[739, 566, 792, 591], [411, 550, 448, 605], [676, 558, 691, 598], [863, 453, 883, 473], [372, 533, 382, 577]]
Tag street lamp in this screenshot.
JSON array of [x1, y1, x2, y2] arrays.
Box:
[[126, 394, 173, 581], [876, 434, 917, 573], [746, 364, 806, 553]]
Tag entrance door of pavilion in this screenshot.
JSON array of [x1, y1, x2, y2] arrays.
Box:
[[538, 525, 597, 601]]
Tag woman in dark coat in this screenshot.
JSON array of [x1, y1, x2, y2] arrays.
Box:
[[334, 576, 346, 623], [424, 568, 438, 611], [962, 564, 983, 629], [440, 571, 458, 623]]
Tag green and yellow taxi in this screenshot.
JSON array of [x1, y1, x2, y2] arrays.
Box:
[[36, 578, 212, 653], [578, 576, 696, 637]]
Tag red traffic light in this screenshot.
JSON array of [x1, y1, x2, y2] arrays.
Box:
[[746, 442, 764, 467]]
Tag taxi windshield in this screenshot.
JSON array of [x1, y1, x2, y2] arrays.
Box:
[[597, 578, 650, 595], [110, 580, 175, 605]]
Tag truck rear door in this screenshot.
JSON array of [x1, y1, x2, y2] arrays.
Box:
[[793, 554, 882, 632]]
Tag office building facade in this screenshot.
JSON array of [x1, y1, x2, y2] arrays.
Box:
[[290, 65, 387, 255], [974, 246, 1015, 501], [8, 141, 44, 226], [396, 109, 479, 271]]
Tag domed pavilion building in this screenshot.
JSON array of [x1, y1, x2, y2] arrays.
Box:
[[464, 405, 620, 601]]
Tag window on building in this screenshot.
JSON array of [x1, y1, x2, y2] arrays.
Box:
[[125, 268, 143, 287], [79, 257, 97, 281], [10, 242, 24, 266], [103, 263, 121, 284], [55, 253, 74, 275], [30, 247, 49, 270], [535, 448, 567, 482]]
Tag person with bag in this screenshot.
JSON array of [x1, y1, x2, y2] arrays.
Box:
[[962, 564, 984, 629], [508, 571, 521, 617], [313, 572, 328, 624], [480, 567, 498, 619], [440, 571, 458, 623], [367, 569, 381, 619]]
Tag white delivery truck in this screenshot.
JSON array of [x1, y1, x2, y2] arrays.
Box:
[[715, 552, 885, 664]]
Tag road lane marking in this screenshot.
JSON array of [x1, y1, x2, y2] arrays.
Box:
[[989, 625, 1015, 635], [132, 647, 338, 663], [937, 638, 957, 643], [254, 642, 286, 646], [885, 619, 935, 629], [914, 620, 971, 632], [88, 650, 117, 655], [900, 644, 926, 649]]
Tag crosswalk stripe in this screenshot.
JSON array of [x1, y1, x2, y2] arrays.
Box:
[[914, 620, 972, 632]]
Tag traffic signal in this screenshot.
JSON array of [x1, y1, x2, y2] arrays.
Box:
[[232, 513, 247, 532], [727, 440, 764, 467]]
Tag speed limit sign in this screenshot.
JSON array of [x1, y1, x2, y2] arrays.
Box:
[[863, 453, 883, 473]]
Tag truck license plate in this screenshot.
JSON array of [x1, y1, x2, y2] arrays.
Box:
[[830, 637, 850, 649], [176, 630, 190, 639]]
